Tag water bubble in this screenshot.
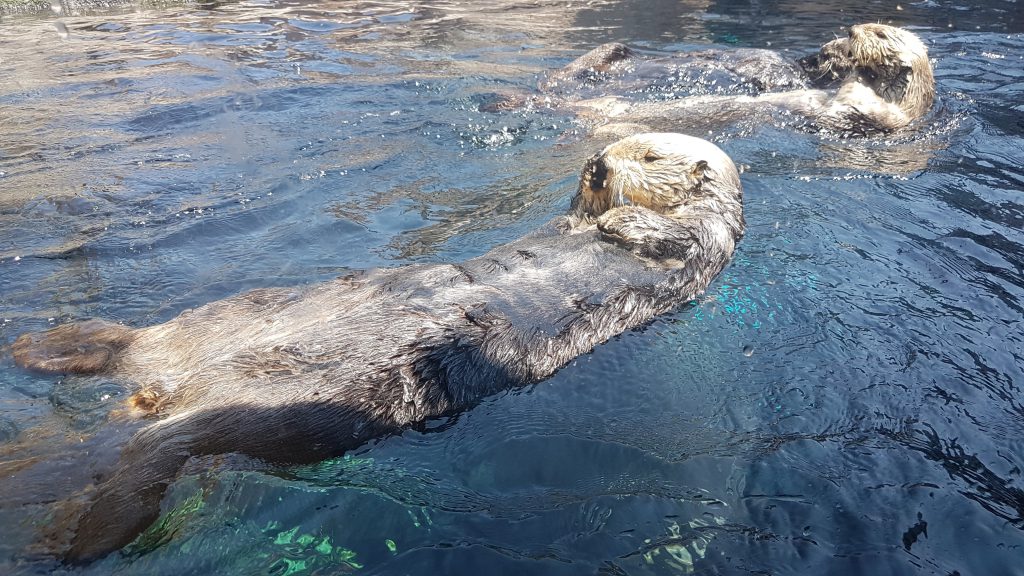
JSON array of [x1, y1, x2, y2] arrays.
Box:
[[742, 345, 754, 357]]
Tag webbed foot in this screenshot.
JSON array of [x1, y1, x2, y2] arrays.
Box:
[[12, 320, 136, 374]]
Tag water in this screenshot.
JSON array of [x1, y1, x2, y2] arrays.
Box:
[[1, 0, 1023, 574]]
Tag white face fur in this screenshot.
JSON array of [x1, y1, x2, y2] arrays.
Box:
[[578, 132, 742, 218], [848, 23, 929, 71]]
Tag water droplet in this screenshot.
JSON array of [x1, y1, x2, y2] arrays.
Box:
[[742, 345, 754, 357]]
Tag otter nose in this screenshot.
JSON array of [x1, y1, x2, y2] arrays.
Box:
[[592, 155, 609, 190]]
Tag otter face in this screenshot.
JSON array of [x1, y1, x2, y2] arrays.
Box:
[[799, 37, 855, 87], [575, 132, 741, 219], [846, 23, 934, 116]]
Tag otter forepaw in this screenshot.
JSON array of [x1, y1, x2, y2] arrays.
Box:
[[596, 206, 660, 244], [597, 207, 698, 262], [12, 320, 136, 374]]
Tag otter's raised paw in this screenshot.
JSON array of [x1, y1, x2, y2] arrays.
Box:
[[12, 320, 136, 374]]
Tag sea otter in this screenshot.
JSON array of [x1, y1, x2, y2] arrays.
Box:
[[590, 24, 935, 136], [822, 23, 934, 132], [481, 35, 853, 113], [11, 132, 745, 562], [541, 38, 855, 95]]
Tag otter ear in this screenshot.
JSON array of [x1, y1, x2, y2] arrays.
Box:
[[690, 160, 710, 191], [692, 159, 709, 181]]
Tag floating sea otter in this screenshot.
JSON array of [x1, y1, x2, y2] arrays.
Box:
[[774, 23, 935, 133], [495, 24, 937, 138], [578, 24, 934, 136], [541, 37, 854, 95], [12, 132, 745, 562], [482, 32, 855, 112]]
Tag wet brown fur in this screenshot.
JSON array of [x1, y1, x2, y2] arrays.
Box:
[[11, 133, 744, 564]]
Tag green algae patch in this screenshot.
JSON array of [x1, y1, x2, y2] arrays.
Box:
[[266, 525, 363, 574]]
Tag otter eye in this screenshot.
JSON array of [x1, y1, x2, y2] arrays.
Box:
[[643, 152, 660, 162]]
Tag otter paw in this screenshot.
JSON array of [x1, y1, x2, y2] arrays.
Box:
[[596, 206, 658, 244]]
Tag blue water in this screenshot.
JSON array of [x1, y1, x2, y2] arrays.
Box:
[[1, 0, 1023, 574]]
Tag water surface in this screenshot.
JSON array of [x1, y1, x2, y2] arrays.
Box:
[[1, 0, 1023, 574]]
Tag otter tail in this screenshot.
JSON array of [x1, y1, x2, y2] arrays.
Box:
[[12, 319, 137, 374]]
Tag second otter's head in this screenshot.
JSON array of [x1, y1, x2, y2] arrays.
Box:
[[572, 133, 743, 227], [847, 23, 935, 118]]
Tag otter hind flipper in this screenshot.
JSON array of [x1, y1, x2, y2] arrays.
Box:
[[12, 320, 136, 374]]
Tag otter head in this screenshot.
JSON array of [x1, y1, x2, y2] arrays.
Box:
[[572, 132, 742, 226], [798, 37, 855, 87], [846, 23, 934, 118]]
